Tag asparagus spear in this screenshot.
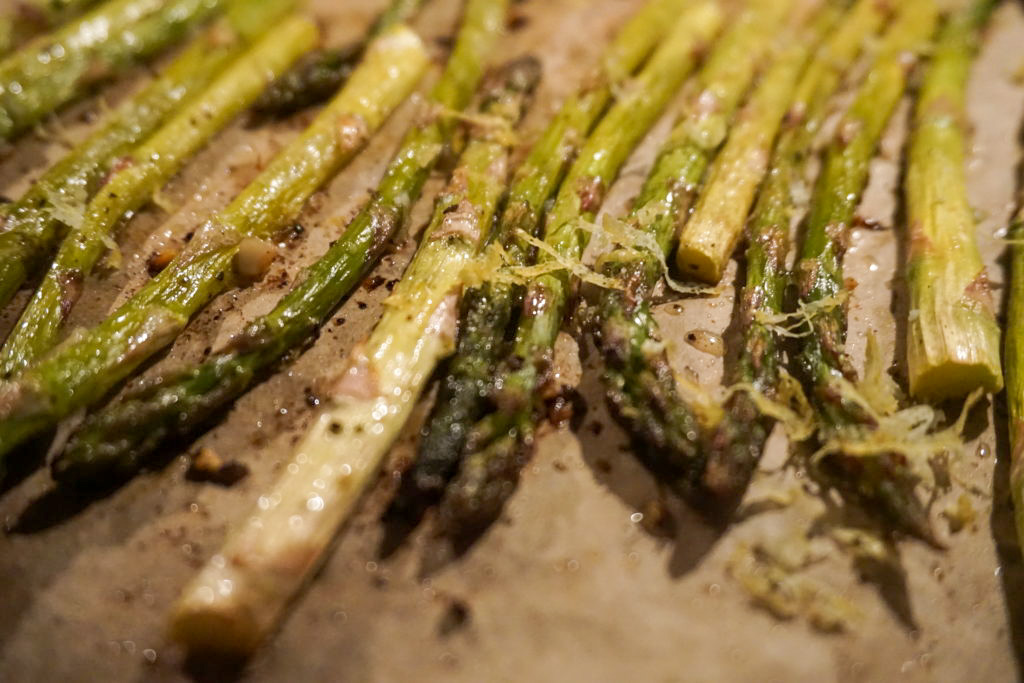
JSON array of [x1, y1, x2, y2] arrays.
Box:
[[1007, 208, 1024, 561], [437, 2, 723, 541], [792, 0, 939, 541], [0, 4, 311, 377], [0, 0, 225, 142], [171, 56, 538, 655], [904, 0, 1001, 400], [0, 0, 102, 56], [55, 0, 511, 485], [592, 0, 818, 495], [0, 0, 291, 313], [252, 0, 427, 118], [675, 5, 839, 285], [704, 0, 890, 502], [0, 24, 428, 462], [393, 0, 700, 524]]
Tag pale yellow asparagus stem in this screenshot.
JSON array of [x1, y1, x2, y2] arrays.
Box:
[[173, 278, 457, 652], [905, 1, 1002, 399], [675, 12, 825, 284], [170, 55, 525, 653], [172, 179, 501, 655]]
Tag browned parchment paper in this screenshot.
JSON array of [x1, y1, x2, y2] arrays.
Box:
[[1, 1, 1023, 680]]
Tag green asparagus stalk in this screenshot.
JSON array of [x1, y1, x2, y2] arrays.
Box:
[[0, 5, 311, 377], [0, 0, 103, 56], [675, 6, 836, 285], [592, 0, 811, 494], [437, 2, 723, 541], [0, 0, 291, 314], [904, 0, 1001, 400], [394, 0, 699, 523], [793, 0, 939, 542], [0, 24, 428, 461], [170, 56, 537, 655], [252, 0, 427, 118], [704, 0, 890, 502], [0, 0, 225, 142], [55, 0, 511, 485], [1007, 209, 1024, 561]]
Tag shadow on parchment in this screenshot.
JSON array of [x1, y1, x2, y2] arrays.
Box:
[[990, 395, 1024, 678], [573, 353, 727, 578], [377, 345, 729, 576], [0, 432, 52, 497], [180, 653, 247, 683], [7, 483, 122, 534], [805, 479, 919, 633], [0, 464, 175, 646], [991, 120, 1024, 675]]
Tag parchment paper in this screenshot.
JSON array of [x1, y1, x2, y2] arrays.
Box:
[[0, 1, 1022, 681]]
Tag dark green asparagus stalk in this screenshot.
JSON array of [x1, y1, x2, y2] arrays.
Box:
[[56, 0, 509, 485], [590, 0, 800, 498], [0, 1, 306, 376], [0, 0, 103, 56], [703, 0, 890, 504], [0, 0, 225, 142], [0, 0, 287, 313], [436, 2, 723, 541], [0, 24, 429, 463], [392, 0, 701, 524], [251, 0, 427, 118], [1007, 204, 1024, 561], [792, 0, 940, 543]]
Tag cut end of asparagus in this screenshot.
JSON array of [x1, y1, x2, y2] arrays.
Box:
[[675, 235, 727, 284], [170, 565, 267, 655], [908, 356, 1003, 401]]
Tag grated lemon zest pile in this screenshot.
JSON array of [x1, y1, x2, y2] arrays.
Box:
[[828, 527, 893, 564], [46, 183, 88, 231], [435, 104, 519, 146], [587, 212, 719, 296], [515, 229, 624, 289], [728, 542, 861, 633], [813, 384, 982, 488], [99, 233, 122, 270], [856, 333, 901, 415], [724, 370, 817, 443]]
